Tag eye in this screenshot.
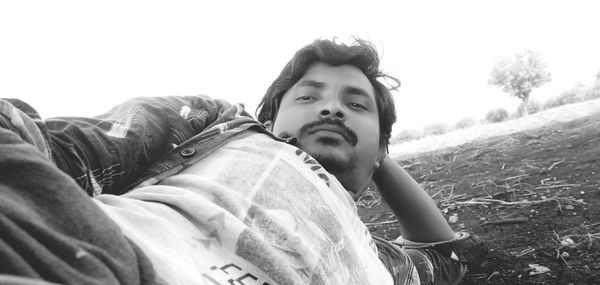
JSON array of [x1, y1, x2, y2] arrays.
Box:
[[348, 102, 368, 111], [296, 96, 316, 102]]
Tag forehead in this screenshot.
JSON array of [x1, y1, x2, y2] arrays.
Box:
[[297, 62, 376, 97]]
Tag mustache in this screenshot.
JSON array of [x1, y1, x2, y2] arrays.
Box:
[[297, 118, 358, 146]]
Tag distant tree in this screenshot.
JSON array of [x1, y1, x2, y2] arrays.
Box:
[[489, 50, 552, 115], [596, 69, 600, 81], [485, 107, 509, 123], [422, 122, 451, 137], [454, 117, 477, 130], [392, 129, 423, 144]]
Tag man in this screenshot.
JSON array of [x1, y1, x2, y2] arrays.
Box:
[[0, 38, 485, 284], [256, 40, 457, 243], [256, 39, 482, 282]]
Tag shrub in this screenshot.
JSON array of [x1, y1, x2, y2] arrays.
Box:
[[392, 129, 424, 144], [454, 117, 477, 130], [541, 98, 557, 110], [485, 107, 509, 123], [422, 122, 451, 137], [543, 84, 586, 110], [584, 81, 600, 101], [515, 99, 542, 117]]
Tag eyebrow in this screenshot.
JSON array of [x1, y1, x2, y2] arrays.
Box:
[[296, 80, 325, 89], [343, 86, 371, 98], [297, 80, 371, 96]]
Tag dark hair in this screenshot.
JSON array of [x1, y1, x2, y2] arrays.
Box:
[[256, 38, 400, 145]]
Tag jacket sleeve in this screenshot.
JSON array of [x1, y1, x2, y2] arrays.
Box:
[[374, 232, 489, 285], [0, 98, 159, 284], [10, 95, 241, 196]]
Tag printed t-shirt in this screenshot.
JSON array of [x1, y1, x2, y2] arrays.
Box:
[[94, 133, 397, 285]]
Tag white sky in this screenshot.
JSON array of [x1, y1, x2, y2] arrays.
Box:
[[1, 0, 599, 134]]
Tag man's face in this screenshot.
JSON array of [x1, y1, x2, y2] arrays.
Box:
[[270, 62, 382, 193]]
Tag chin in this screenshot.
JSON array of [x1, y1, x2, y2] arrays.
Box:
[[297, 137, 353, 166], [309, 151, 354, 174]]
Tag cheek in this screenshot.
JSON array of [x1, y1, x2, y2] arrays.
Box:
[[272, 115, 303, 136], [356, 121, 381, 158], [272, 101, 316, 135], [362, 136, 381, 158], [357, 120, 380, 144]]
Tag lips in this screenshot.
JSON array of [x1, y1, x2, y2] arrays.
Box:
[[296, 118, 358, 146], [308, 125, 351, 142]]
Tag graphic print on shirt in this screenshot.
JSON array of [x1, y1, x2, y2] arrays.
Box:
[[163, 134, 391, 284], [294, 148, 330, 187], [236, 156, 369, 284], [201, 262, 272, 285]]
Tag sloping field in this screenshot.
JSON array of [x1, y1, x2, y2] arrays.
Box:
[[359, 99, 600, 284]]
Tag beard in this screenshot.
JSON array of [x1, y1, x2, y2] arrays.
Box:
[[296, 137, 357, 175], [314, 152, 357, 175], [280, 117, 360, 176]]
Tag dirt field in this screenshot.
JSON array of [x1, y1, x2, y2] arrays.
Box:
[[358, 103, 600, 284]]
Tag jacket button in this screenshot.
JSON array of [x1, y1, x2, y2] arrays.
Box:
[[180, 148, 195, 157]]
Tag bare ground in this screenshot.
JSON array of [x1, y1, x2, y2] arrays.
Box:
[[358, 101, 600, 284]]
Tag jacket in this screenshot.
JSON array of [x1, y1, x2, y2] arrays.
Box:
[[7, 95, 279, 197]]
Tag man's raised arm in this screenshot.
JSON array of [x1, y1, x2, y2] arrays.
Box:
[[373, 154, 455, 243]]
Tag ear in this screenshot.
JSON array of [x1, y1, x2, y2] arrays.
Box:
[[264, 120, 273, 131], [374, 142, 388, 170]]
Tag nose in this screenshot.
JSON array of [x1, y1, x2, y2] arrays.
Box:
[[317, 100, 345, 120]]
